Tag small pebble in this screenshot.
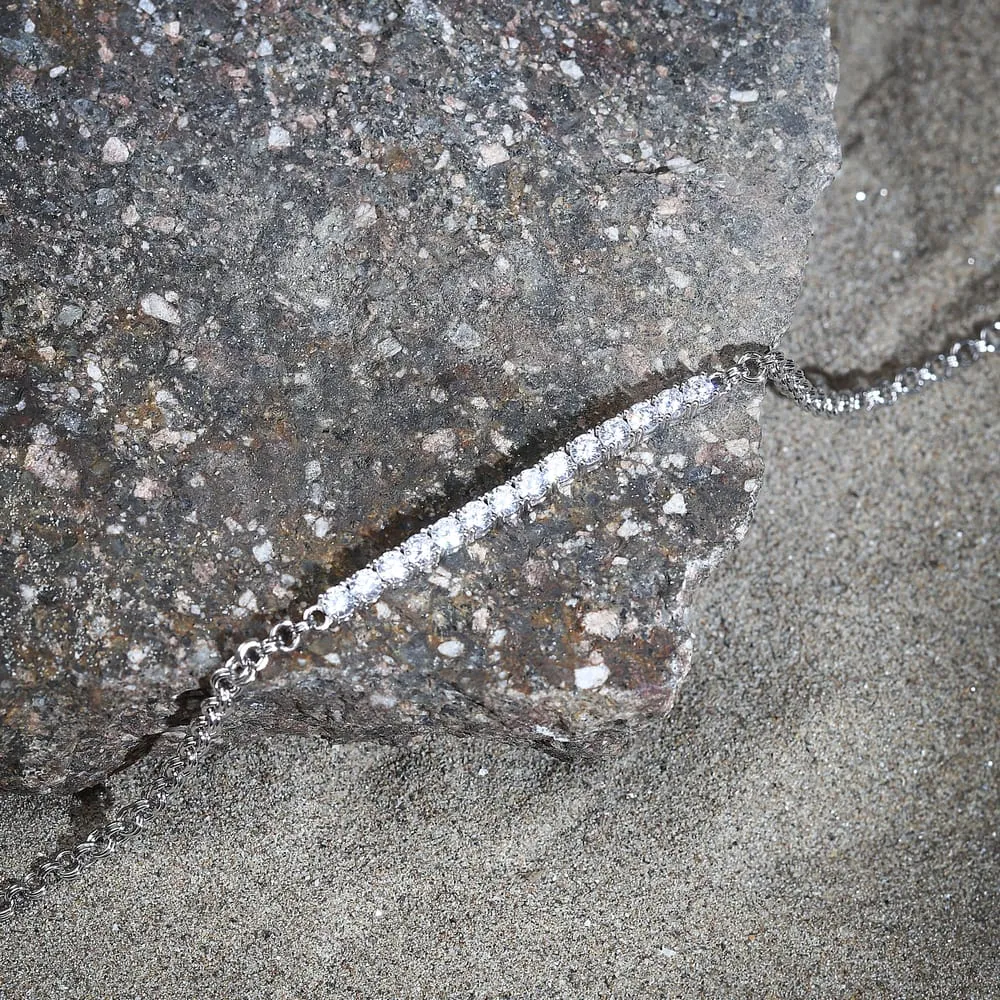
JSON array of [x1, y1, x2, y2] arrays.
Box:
[[252, 540, 274, 563], [139, 292, 181, 325], [102, 137, 130, 164], [559, 58, 584, 81], [574, 662, 610, 690], [663, 493, 687, 516], [267, 125, 292, 150], [479, 143, 510, 167]]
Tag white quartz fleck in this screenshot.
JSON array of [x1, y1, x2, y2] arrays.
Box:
[[663, 493, 687, 516], [377, 337, 403, 358], [267, 125, 292, 150], [479, 142, 510, 167], [102, 137, 130, 164], [252, 539, 274, 563], [237, 589, 258, 612], [559, 58, 584, 81], [574, 661, 610, 690], [126, 647, 148, 668], [664, 156, 697, 173], [616, 517, 643, 540], [437, 639, 466, 659], [353, 202, 378, 229], [730, 88, 760, 103], [447, 321, 481, 350], [582, 609, 621, 640], [140, 292, 181, 325]]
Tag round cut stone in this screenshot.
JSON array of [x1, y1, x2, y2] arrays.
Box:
[[373, 549, 409, 586], [653, 388, 684, 419], [318, 582, 356, 621], [567, 431, 602, 468], [400, 531, 438, 573], [427, 515, 464, 554], [348, 567, 384, 604], [682, 374, 716, 406], [487, 482, 521, 520], [596, 416, 631, 455], [539, 450, 573, 486], [513, 466, 547, 504], [625, 400, 658, 437], [457, 499, 495, 539]]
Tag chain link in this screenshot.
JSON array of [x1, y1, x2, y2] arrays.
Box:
[[757, 321, 998, 417], [0, 608, 326, 923], [1, 319, 995, 924]]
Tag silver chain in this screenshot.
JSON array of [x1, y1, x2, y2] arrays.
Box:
[[762, 325, 998, 415], [1, 321, 996, 924]]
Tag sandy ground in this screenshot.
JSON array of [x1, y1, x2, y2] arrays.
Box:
[[1, 1, 997, 996]]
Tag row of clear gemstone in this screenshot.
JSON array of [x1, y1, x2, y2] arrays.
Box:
[[316, 372, 723, 623]]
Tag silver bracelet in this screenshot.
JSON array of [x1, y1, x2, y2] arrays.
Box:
[[1, 324, 996, 923]]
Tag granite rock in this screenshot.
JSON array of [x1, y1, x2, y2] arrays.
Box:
[[0, 1, 838, 791]]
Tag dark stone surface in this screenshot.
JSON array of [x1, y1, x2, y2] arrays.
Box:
[[0, 1, 837, 791]]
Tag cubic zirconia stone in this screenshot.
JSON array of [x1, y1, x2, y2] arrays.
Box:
[[348, 567, 383, 604], [427, 515, 464, 554], [625, 400, 657, 437], [682, 374, 716, 406], [318, 582, 355, 621], [487, 482, 521, 520], [373, 549, 409, 586], [513, 466, 546, 504], [539, 450, 573, 486], [400, 531, 438, 573], [596, 416, 631, 455], [567, 431, 602, 468], [457, 499, 495, 539], [653, 388, 684, 419]]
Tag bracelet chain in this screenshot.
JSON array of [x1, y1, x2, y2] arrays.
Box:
[[1, 321, 996, 923]]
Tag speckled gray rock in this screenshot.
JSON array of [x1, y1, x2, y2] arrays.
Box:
[[0, 1, 838, 791]]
